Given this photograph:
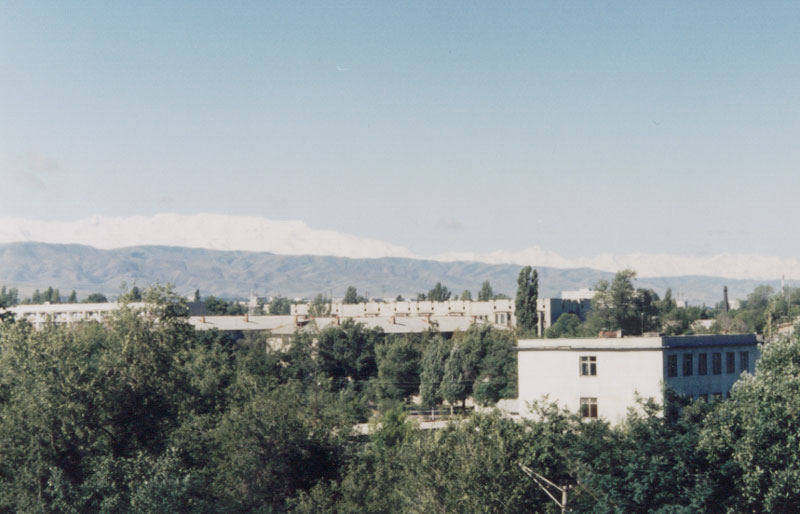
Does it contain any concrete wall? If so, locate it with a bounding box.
[518,338,664,424]
[294,299,515,324]
[663,339,759,399]
[517,334,761,424]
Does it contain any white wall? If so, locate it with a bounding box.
[518,344,663,424]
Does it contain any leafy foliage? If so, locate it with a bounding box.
[515,266,538,333]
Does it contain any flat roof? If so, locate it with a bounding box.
[517,334,759,352]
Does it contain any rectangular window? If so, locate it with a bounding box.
[726,352,736,374]
[580,356,597,376]
[580,397,598,418]
[712,353,722,375]
[683,354,693,376]
[667,355,678,378]
[698,353,708,375]
[740,352,749,373]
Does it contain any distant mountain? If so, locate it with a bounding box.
[0,242,791,305]
[3,213,800,281]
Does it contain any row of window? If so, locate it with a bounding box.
[667,351,750,378]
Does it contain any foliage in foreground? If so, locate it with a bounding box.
[2,287,800,513]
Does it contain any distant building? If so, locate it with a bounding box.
[292,299,516,326]
[536,298,592,337]
[560,288,595,302]
[6,302,146,330]
[517,334,760,424]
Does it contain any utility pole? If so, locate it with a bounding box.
[519,463,569,513]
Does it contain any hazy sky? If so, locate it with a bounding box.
[2,2,799,259]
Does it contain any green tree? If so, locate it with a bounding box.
[210,383,351,513]
[515,266,539,333]
[700,334,800,512]
[85,292,108,303]
[587,269,660,336]
[478,280,494,301]
[374,338,422,404]
[471,328,517,406]
[343,286,365,304]
[419,336,451,408]
[427,282,451,302]
[316,319,382,392]
[268,295,291,315]
[460,289,473,301]
[544,313,583,338]
[67,290,78,303]
[309,293,331,317]
[204,295,247,315]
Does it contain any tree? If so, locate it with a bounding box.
[699,334,800,512]
[419,336,451,408]
[478,281,494,301]
[586,269,660,336]
[374,338,422,404]
[269,295,291,315]
[308,293,331,317]
[316,320,382,392]
[204,296,247,315]
[210,384,350,513]
[544,313,583,338]
[515,266,538,333]
[67,290,78,303]
[85,292,108,303]
[460,290,473,301]
[343,286,366,304]
[471,328,517,405]
[427,282,451,302]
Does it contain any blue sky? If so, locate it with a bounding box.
[2,2,799,259]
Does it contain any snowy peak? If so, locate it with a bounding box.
[0,214,796,281]
[0,213,415,260]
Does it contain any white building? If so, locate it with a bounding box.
[560,288,595,302]
[292,299,516,326]
[517,334,760,424]
[6,302,146,329]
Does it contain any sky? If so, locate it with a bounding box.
[2,2,800,263]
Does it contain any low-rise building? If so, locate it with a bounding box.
[517,334,760,424]
[292,299,516,326]
[6,302,146,329]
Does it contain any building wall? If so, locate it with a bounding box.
[293,299,515,325]
[518,339,664,424]
[536,298,592,336]
[662,336,759,399]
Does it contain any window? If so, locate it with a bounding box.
[698,353,708,375]
[726,352,735,374]
[712,352,722,375]
[740,351,750,373]
[580,397,598,418]
[667,355,678,377]
[580,356,597,376]
[683,354,693,376]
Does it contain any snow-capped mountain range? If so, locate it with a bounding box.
[0,213,795,281]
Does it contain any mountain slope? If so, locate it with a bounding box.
[0,242,788,304]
